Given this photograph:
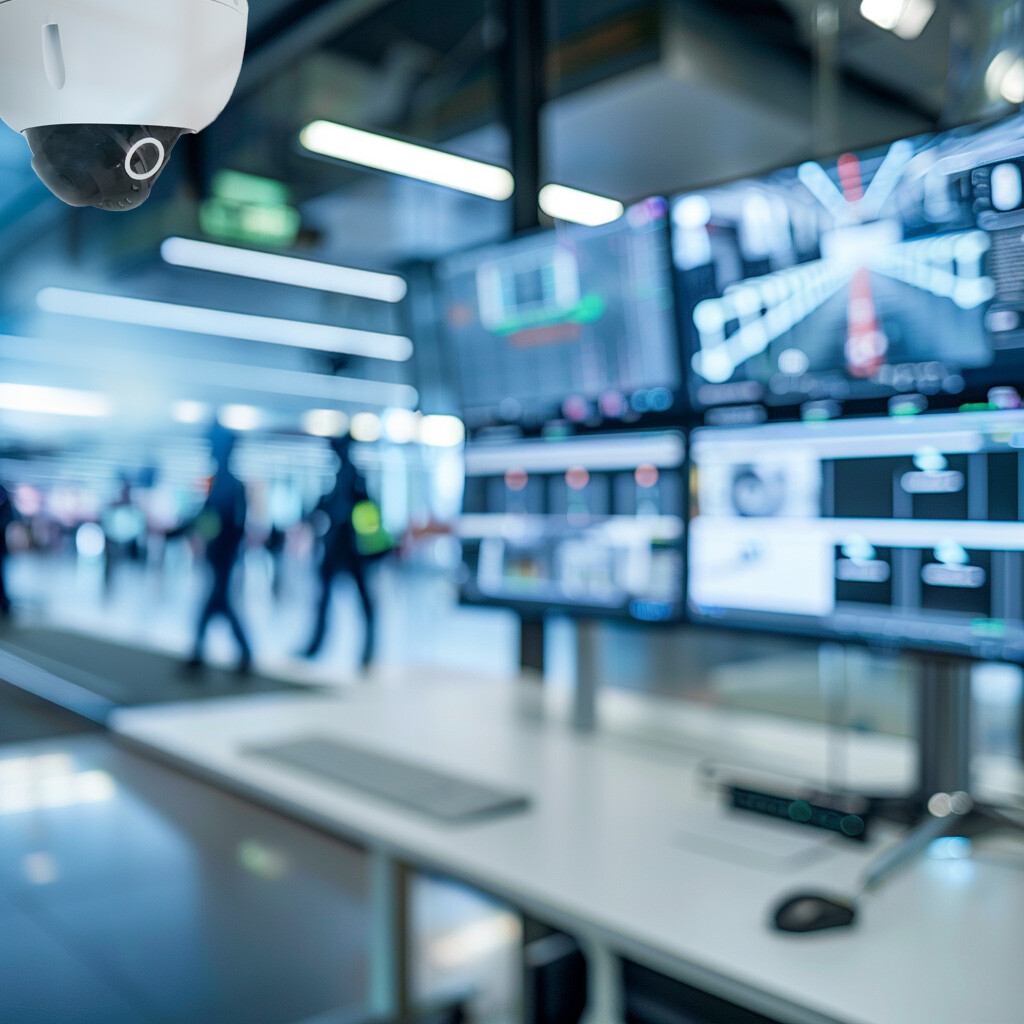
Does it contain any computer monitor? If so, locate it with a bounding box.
[458,431,686,622]
[671,113,1024,413]
[688,410,1024,660]
[436,198,680,431]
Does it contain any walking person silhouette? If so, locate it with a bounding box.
[300,436,376,669]
[171,426,253,674]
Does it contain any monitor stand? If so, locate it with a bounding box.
[916,652,972,801]
[572,618,601,734]
[519,616,545,678]
[859,652,1024,894]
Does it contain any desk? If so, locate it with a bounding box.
[112,675,1024,1024]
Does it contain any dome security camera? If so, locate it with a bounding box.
[0,0,248,211]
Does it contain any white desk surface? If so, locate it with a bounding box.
[112,675,1024,1024]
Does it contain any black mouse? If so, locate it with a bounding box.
[772,893,857,933]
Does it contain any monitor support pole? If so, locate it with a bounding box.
[856,652,1024,896]
[916,653,973,805]
[519,618,546,679]
[573,618,601,733]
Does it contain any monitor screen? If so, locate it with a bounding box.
[671,113,1024,413]
[688,410,1024,660]
[437,198,680,431]
[458,431,686,621]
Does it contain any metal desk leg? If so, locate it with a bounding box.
[573,619,601,735]
[369,850,412,1022]
[579,934,624,1024]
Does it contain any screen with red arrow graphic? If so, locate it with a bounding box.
[672,113,1024,414]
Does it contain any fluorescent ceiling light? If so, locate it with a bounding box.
[218,404,264,432]
[382,408,418,444]
[172,399,211,425]
[349,412,382,442]
[1002,61,1024,105]
[0,333,419,410]
[161,237,408,303]
[300,120,515,202]
[860,0,935,40]
[860,0,903,30]
[987,51,1024,104]
[419,415,465,448]
[299,120,622,223]
[37,288,413,362]
[0,383,110,418]
[185,363,417,410]
[302,408,350,437]
[539,184,624,227]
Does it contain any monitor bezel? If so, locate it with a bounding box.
[669,109,1024,419]
[456,428,689,625]
[685,409,1024,664]
[432,199,686,436]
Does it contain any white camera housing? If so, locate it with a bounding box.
[0,0,249,210]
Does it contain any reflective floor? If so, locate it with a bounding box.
[6,549,519,686]
[0,734,371,1024]
[0,678,97,746]
[6,549,917,737]
[4,548,1020,766]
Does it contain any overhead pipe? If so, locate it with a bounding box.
[236,0,399,98]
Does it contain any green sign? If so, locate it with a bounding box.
[200,170,300,247]
[212,170,291,207]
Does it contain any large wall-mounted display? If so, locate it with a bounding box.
[437,199,680,432]
[458,431,686,622]
[688,410,1024,660]
[672,114,1024,413]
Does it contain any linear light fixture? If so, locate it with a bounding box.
[0,383,110,418]
[419,415,465,448]
[0,333,419,410]
[300,119,515,201]
[349,412,382,442]
[300,120,625,226]
[172,360,418,409]
[172,399,211,425]
[382,408,419,444]
[986,50,1024,105]
[302,408,350,437]
[218,404,264,432]
[539,184,624,227]
[859,0,935,40]
[160,237,408,303]
[36,288,413,362]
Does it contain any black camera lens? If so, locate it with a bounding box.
[24,124,187,211]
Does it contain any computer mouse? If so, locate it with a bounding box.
[771,893,857,933]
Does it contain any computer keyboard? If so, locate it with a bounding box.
[246,736,531,823]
